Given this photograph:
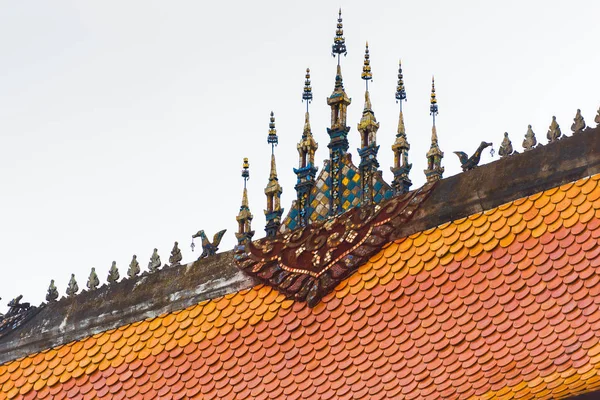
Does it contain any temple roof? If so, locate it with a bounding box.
[0,125,599,399]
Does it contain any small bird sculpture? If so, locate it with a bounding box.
[192,229,227,259]
[454,141,493,172]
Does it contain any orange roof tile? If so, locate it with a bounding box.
[2,173,600,399]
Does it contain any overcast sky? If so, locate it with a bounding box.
[0,1,599,308]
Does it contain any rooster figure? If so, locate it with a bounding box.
[453,141,493,172]
[192,229,227,259]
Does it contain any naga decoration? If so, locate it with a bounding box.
[498,132,515,157]
[571,109,586,134]
[86,268,100,291]
[454,141,493,171]
[547,116,562,143]
[148,249,161,273]
[235,182,436,307]
[46,280,59,302]
[66,274,79,297]
[192,230,227,259]
[169,242,183,266]
[128,255,140,278]
[107,262,120,284]
[523,125,537,151]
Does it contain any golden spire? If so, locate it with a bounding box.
[391,59,411,194]
[267,111,278,154]
[331,8,347,64]
[361,42,372,88]
[236,158,254,244]
[425,76,444,183]
[303,68,313,113]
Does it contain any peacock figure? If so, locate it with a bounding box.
[192,229,227,259]
[453,141,493,172]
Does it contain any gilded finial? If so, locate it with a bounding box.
[523,124,537,151]
[267,112,278,154]
[46,280,59,302]
[331,8,347,63]
[430,76,438,118]
[66,274,79,297]
[303,68,312,113]
[571,109,586,134]
[107,261,120,284]
[361,42,372,88]
[547,116,562,143]
[396,60,406,106]
[86,267,100,291]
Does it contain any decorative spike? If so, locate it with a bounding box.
[595,107,600,127]
[571,109,587,134]
[236,158,254,244]
[46,280,59,302]
[331,8,347,59]
[547,116,562,143]
[424,77,444,183]
[302,68,313,107]
[523,124,537,151]
[127,255,140,279]
[498,132,515,157]
[361,42,372,83]
[86,267,100,291]
[169,242,182,267]
[148,248,161,273]
[395,60,407,103]
[267,112,278,152]
[66,274,79,297]
[430,76,438,118]
[107,261,120,284]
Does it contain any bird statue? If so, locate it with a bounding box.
[192,229,227,259]
[453,141,493,172]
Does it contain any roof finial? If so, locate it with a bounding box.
[86,267,99,291]
[66,274,79,297]
[430,76,438,126]
[303,68,313,114]
[396,60,407,111]
[267,111,278,155]
[107,261,120,284]
[523,124,537,151]
[571,109,587,134]
[547,116,562,143]
[361,42,372,91]
[46,280,59,302]
[236,158,254,244]
[331,8,347,65]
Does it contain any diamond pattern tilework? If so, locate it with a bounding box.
[3,174,600,399]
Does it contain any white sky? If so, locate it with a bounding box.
[0,1,599,308]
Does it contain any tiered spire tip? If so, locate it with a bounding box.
[267,111,278,154]
[361,42,372,88]
[302,68,313,113]
[331,8,347,62]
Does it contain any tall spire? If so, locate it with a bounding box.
[327,9,351,215]
[391,60,412,194]
[264,112,283,237]
[235,158,254,244]
[295,68,319,227]
[424,76,444,183]
[331,8,347,65]
[357,42,380,205]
